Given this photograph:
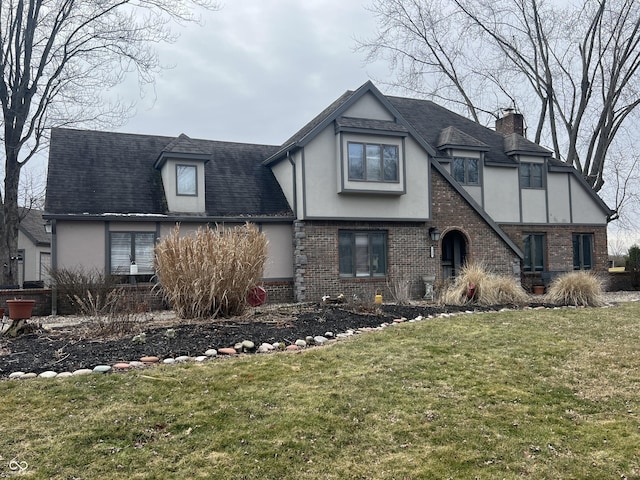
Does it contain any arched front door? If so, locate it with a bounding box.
[441,230,467,280]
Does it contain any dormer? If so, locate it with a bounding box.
[437,126,489,186]
[154,134,210,213]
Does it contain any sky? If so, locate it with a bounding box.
[110,0,391,145]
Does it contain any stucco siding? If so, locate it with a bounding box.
[56,221,105,271]
[521,189,547,223]
[547,173,572,223]
[463,185,482,206]
[262,223,294,279]
[302,126,430,220]
[483,166,520,222]
[271,159,295,213]
[570,176,608,224]
[342,91,395,120]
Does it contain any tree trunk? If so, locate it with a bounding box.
[1,145,23,286]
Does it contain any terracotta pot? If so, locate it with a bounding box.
[7,299,36,320]
[532,285,545,295]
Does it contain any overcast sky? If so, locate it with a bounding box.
[113,0,390,146]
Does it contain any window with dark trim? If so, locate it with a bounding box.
[176,164,197,196]
[520,162,543,188]
[110,232,156,275]
[339,231,387,277]
[573,233,594,270]
[347,142,399,182]
[452,157,479,185]
[523,233,545,272]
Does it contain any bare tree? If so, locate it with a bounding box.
[360,0,640,220]
[0,0,219,285]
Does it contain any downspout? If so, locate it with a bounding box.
[50,219,58,316]
[287,150,297,216]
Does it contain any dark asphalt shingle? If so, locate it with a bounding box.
[46,129,292,217]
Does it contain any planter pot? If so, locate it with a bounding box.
[7,299,36,320]
[532,285,545,295]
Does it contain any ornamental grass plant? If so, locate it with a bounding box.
[439,261,529,306]
[545,270,604,307]
[154,224,267,318]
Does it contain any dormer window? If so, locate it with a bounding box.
[452,157,479,185]
[154,134,210,213]
[348,142,399,183]
[176,164,197,196]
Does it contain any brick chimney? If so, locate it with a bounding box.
[495,108,524,136]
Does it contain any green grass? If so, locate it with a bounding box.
[2,303,640,479]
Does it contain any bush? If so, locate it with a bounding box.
[154,224,267,318]
[545,271,603,307]
[626,245,640,288]
[438,262,529,306]
[50,267,119,314]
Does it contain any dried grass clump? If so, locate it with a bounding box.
[155,224,267,319]
[545,271,604,307]
[439,262,529,307]
[50,267,118,314]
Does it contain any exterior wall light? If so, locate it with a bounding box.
[429,227,441,242]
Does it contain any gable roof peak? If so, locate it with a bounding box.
[154,133,212,169]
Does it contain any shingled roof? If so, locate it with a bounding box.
[45,128,292,218]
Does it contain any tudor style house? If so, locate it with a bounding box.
[44,82,612,307]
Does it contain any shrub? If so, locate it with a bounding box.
[438,262,529,306]
[387,267,412,305]
[545,271,603,307]
[626,245,640,288]
[50,267,119,314]
[154,223,267,318]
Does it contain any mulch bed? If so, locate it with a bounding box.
[0,302,529,377]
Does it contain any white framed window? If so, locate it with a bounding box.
[110,232,156,275]
[176,164,197,196]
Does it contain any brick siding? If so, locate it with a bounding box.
[500,223,609,289]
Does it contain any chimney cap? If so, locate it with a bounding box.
[502,107,516,117]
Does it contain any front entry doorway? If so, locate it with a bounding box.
[441,230,467,280]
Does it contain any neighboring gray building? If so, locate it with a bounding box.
[17,209,51,287]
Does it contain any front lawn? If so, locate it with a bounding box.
[1,303,639,479]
